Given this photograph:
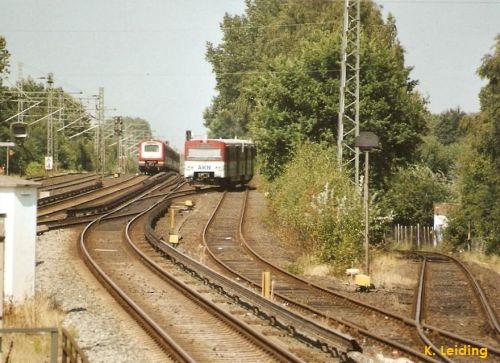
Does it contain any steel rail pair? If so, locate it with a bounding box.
[80,181,300,362]
[204,189,499,362]
[412,250,499,362]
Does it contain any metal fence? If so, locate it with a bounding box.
[392,223,435,248]
[0,327,88,363]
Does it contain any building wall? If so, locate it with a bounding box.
[0,186,37,300]
[434,214,449,244]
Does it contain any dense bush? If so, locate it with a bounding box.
[24,161,44,178]
[268,143,363,270]
[380,164,453,226]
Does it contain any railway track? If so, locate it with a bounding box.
[144,199,361,361]
[39,173,101,192]
[31,171,85,184]
[37,174,148,222]
[412,251,499,361]
[79,181,304,362]
[39,174,184,231]
[200,189,500,362]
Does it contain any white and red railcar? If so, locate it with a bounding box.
[184,139,255,185]
[138,140,180,174]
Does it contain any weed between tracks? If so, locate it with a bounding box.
[2,294,65,362]
[370,253,415,289]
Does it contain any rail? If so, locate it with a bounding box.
[79,180,198,362]
[144,197,361,360]
[413,250,500,336]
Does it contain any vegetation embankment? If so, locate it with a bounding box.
[2,294,65,362]
[206,0,499,268]
[266,143,363,271]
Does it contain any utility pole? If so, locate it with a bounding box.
[97,87,105,176]
[337,0,361,183]
[46,73,54,175]
[114,116,123,174]
[54,93,63,171]
[355,132,379,276]
[17,63,24,125]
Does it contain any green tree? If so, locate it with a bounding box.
[0,36,8,77]
[380,165,452,226]
[447,35,500,253]
[205,1,428,184]
[434,107,466,145]
[418,113,461,177]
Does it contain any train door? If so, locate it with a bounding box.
[228,146,235,181]
[236,146,241,182]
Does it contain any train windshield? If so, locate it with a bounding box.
[144,144,159,152]
[187,148,221,160]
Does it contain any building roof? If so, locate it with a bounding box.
[0,175,41,188]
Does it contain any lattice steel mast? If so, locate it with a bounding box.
[46,73,54,168]
[98,87,105,175]
[337,0,361,183]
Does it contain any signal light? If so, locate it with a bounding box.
[11,122,28,138]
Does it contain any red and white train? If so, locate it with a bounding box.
[184,138,255,185]
[138,140,180,174]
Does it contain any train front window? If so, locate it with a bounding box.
[188,148,221,160]
[144,144,159,152]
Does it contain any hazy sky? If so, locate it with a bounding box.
[0,0,498,150]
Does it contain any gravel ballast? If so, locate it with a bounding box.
[36,228,166,362]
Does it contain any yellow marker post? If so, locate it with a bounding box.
[355,274,371,288]
[261,271,271,299]
[184,200,194,207]
[170,208,175,230]
[169,234,179,244]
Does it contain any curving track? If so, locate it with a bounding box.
[201,189,500,362]
[39,173,101,192]
[37,174,147,222]
[412,251,499,361]
[79,181,304,362]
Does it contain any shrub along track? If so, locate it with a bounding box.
[79,181,303,362]
[411,250,500,362]
[201,189,500,362]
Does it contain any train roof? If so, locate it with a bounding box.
[138,139,179,153]
[187,138,254,146]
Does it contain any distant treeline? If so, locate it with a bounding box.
[0,36,153,176]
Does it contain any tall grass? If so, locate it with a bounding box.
[2,294,64,362]
[461,252,500,275]
[370,253,416,289]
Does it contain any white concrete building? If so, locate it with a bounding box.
[433,203,456,245]
[0,175,40,301]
